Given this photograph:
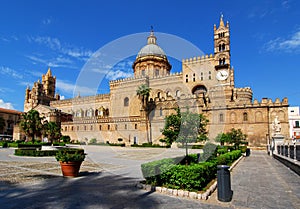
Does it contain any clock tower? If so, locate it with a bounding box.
[214,15,231,72]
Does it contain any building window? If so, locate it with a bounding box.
[77,126,79,131]
[135,124,138,129]
[71,126,74,131]
[65,127,67,131]
[186,74,188,83]
[108,125,110,130]
[142,70,145,76]
[84,126,86,131]
[193,73,195,82]
[176,90,180,97]
[209,71,212,80]
[124,97,129,106]
[90,125,93,131]
[125,124,127,130]
[160,107,163,116]
[155,69,159,76]
[157,92,161,98]
[201,72,203,81]
[115,124,118,130]
[295,121,300,128]
[219,113,224,122]
[99,125,102,131]
[243,112,248,122]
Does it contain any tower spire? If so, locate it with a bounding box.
[219,13,225,27]
[46,67,52,77]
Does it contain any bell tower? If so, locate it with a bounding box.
[42,68,56,98]
[214,15,231,69]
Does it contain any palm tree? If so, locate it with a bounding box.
[136,84,154,143]
[19,110,44,142]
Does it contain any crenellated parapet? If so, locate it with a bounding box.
[252,97,289,107]
[182,54,214,65]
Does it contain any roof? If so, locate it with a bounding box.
[0,108,23,115]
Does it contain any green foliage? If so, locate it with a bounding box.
[161,108,209,151]
[131,142,167,148]
[14,149,58,157]
[19,110,44,142]
[55,149,85,162]
[61,135,71,143]
[161,108,181,147]
[89,138,97,144]
[191,144,204,149]
[227,128,247,150]
[215,133,230,146]
[141,150,242,191]
[215,150,242,165]
[43,121,61,143]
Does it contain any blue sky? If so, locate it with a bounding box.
[0,0,299,111]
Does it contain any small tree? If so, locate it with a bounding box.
[161,108,209,156]
[178,109,209,156]
[19,110,44,142]
[43,121,61,143]
[226,128,247,150]
[161,108,181,147]
[215,133,230,146]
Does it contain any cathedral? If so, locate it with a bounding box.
[23,16,289,147]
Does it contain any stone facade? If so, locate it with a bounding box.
[24,16,289,147]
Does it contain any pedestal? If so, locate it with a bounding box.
[272,134,285,155]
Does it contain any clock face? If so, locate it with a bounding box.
[216,70,229,81]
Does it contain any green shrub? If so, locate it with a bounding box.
[55,149,85,162]
[191,144,204,149]
[89,138,97,144]
[131,143,167,148]
[239,146,247,153]
[14,149,57,157]
[217,148,228,155]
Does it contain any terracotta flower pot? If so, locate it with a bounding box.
[60,161,82,177]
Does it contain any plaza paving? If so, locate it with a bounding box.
[0,146,299,208]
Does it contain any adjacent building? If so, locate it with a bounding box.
[0,108,22,140]
[288,107,300,140]
[23,16,289,147]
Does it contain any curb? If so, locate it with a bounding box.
[136,154,245,201]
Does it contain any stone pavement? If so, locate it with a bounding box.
[0,147,299,208]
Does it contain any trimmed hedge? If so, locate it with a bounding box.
[14,148,84,157]
[141,149,242,191]
[131,143,168,148]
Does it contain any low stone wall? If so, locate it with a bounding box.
[273,153,300,176]
[137,154,245,201]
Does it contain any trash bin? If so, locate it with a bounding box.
[217,165,232,202]
[246,148,250,156]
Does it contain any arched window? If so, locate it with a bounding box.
[223,58,226,64]
[209,71,212,80]
[186,74,188,83]
[155,69,159,76]
[157,92,161,98]
[124,97,129,106]
[160,107,163,116]
[125,124,127,130]
[222,43,225,51]
[243,112,248,122]
[176,90,181,97]
[90,125,93,131]
[201,72,203,81]
[108,124,110,130]
[219,44,222,52]
[135,124,138,129]
[115,125,118,130]
[64,126,67,131]
[219,113,224,122]
[99,125,102,130]
[193,73,195,82]
[71,126,74,131]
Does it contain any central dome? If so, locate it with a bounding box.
[136,31,167,58]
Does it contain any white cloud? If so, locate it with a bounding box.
[42,18,52,25]
[263,30,300,53]
[0,66,23,79]
[28,36,94,60]
[0,99,14,109]
[26,55,76,69]
[105,70,132,80]
[56,79,97,96]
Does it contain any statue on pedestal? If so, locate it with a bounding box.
[272,116,281,135]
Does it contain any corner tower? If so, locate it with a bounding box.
[42,68,56,98]
[132,29,171,78]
